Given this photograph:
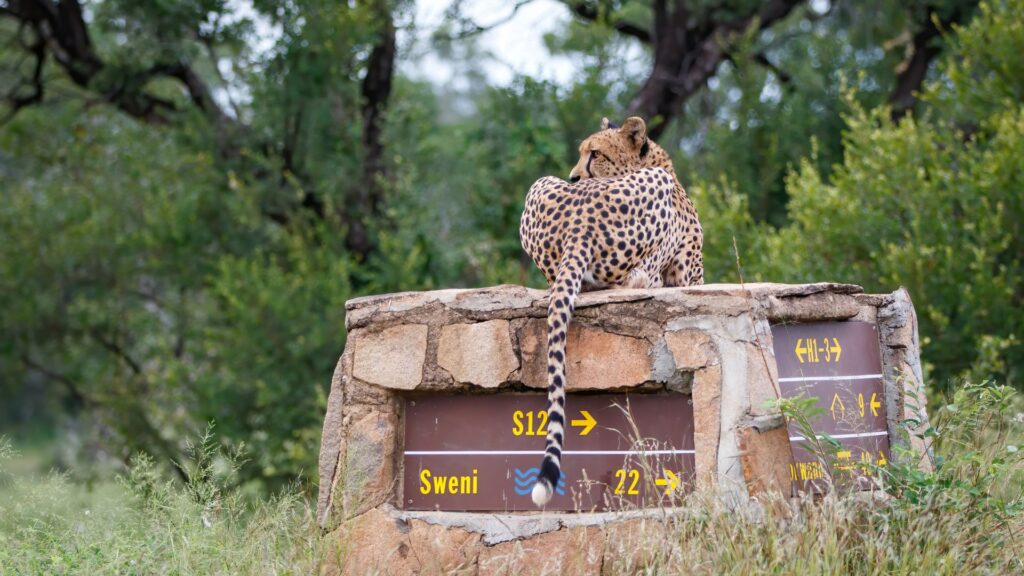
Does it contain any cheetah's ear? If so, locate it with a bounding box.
[620,116,649,155]
[601,117,619,130]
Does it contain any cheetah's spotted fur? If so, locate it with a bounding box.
[519,116,704,506]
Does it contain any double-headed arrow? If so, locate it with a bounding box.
[794,337,843,363]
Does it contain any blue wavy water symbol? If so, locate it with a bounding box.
[512,467,566,496]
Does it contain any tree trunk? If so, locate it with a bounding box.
[568,0,807,140]
[347,0,397,260]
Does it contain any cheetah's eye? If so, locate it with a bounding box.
[590,150,599,159]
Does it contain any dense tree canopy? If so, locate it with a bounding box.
[1,0,1019,488]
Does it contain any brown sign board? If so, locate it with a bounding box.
[770,321,891,492]
[403,394,694,511]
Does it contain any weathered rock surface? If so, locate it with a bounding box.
[520,320,652,390]
[438,320,518,388]
[351,323,428,390]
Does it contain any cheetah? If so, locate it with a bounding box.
[519,116,704,507]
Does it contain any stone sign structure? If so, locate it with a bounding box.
[318,283,931,574]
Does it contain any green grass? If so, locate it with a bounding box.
[597,489,1024,574]
[0,437,322,575]
[2,382,1023,575]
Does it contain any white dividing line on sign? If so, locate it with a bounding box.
[777,373,883,383]
[404,449,695,456]
[789,430,889,442]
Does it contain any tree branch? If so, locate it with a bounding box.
[726,49,792,84]
[89,329,144,377]
[2,0,234,128]
[889,3,976,122]
[626,0,806,139]
[197,28,243,121]
[20,353,92,410]
[565,1,652,43]
[1,21,46,125]
[444,0,535,39]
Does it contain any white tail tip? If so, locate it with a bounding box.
[531,481,553,507]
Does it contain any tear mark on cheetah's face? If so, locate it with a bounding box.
[569,116,660,182]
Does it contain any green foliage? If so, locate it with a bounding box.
[937,0,1024,121]
[0,436,321,575]
[695,0,1024,387]
[723,380,1024,575]
[887,382,1024,512]
[0,103,349,488]
[200,233,351,483]
[670,0,915,225]
[772,393,845,478]
[2,0,1023,489]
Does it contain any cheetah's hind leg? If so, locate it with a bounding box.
[662,247,704,287]
[618,267,663,289]
[581,270,610,292]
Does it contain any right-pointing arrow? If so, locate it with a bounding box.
[654,470,679,495]
[570,410,597,436]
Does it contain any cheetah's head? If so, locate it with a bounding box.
[569,116,663,183]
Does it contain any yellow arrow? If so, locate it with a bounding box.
[794,338,808,363]
[870,393,881,417]
[878,451,888,466]
[570,410,597,436]
[654,469,679,495]
[830,393,846,420]
[831,337,842,362]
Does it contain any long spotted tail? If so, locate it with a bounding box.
[532,240,592,507]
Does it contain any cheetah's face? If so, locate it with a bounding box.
[569,116,652,183]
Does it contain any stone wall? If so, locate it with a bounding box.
[317,283,931,574]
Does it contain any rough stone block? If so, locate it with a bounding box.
[746,341,781,416]
[341,407,398,518]
[738,424,794,497]
[478,526,603,575]
[437,320,518,388]
[351,324,428,390]
[878,288,933,472]
[600,517,668,573]
[323,508,481,576]
[319,350,351,525]
[520,320,652,390]
[664,329,718,370]
[692,364,722,488]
